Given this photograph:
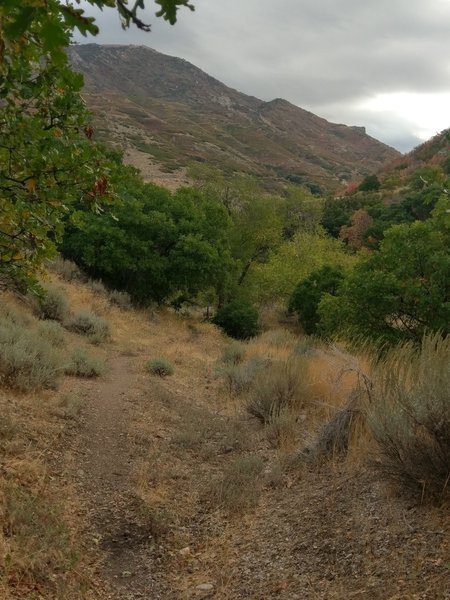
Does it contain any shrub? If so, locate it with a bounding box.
[88,279,107,296]
[212,300,259,340]
[293,336,318,356]
[66,311,110,344]
[37,321,66,348]
[35,284,69,322]
[145,358,174,378]
[247,357,309,423]
[219,355,267,395]
[65,348,105,378]
[108,289,132,309]
[48,256,83,282]
[367,333,450,502]
[221,342,246,365]
[0,321,63,391]
[210,455,264,512]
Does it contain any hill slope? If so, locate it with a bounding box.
[69,44,399,191]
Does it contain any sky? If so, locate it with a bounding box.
[75,0,450,153]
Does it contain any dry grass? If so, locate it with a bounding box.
[367,333,450,502]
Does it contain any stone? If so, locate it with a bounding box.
[196,583,214,591]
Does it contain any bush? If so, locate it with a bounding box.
[35,284,69,322]
[65,348,105,378]
[213,300,259,340]
[108,289,132,309]
[247,357,309,423]
[37,321,66,348]
[221,342,246,365]
[219,355,267,395]
[0,321,63,391]
[48,256,83,282]
[66,311,110,344]
[88,279,107,296]
[145,358,174,378]
[367,333,450,502]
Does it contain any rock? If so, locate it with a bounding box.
[196,583,214,591]
[179,546,191,556]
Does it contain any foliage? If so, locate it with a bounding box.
[62,179,235,304]
[0,0,194,291]
[66,311,110,344]
[319,199,450,344]
[145,357,174,377]
[289,265,345,334]
[0,1,109,291]
[213,300,260,340]
[358,174,380,192]
[339,209,373,249]
[367,333,450,502]
[247,227,356,304]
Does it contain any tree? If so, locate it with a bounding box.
[288,265,345,334]
[0,1,110,289]
[339,209,373,249]
[358,174,380,192]
[62,177,235,304]
[319,198,450,345]
[0,1,194,289]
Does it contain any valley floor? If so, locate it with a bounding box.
[1,278,449,599]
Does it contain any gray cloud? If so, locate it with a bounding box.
[75,0,450,152]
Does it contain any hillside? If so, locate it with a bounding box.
[68,44,399,192]
[1,270,448,599]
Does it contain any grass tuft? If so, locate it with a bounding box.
[145,357,174,378]
[65,348,105,378]
[66,311,110,344]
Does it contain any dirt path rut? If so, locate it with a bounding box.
[72,354,167,599]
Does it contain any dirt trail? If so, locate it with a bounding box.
[71,354,168,599]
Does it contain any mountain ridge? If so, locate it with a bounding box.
[69,44,400,191]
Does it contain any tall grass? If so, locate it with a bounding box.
[247,357,309,424]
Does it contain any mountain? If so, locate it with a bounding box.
[69,44,400,191]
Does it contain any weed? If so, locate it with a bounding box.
[65,348,105,378]
[67,311,110,344]
[145,358,174,378]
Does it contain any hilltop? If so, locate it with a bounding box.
[68,44,399,192]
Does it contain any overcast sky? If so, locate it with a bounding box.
[75,0,450,152]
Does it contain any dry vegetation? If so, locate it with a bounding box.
[0,272,448,599]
